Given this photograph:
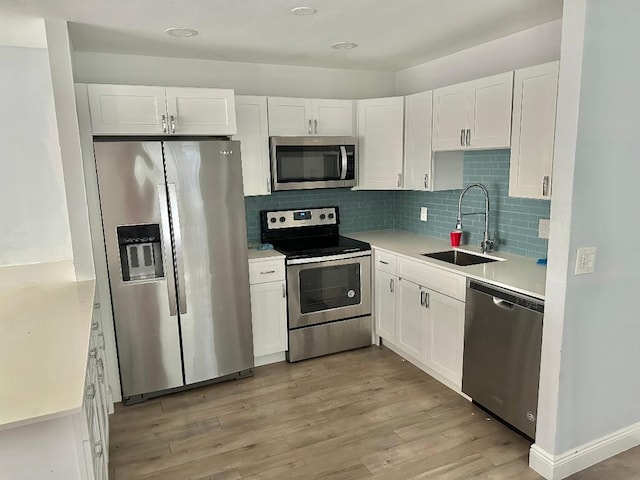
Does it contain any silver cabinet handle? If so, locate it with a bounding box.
[267,178,271,193]
[424,291,430,309]
[314,119,318,134]
[542,176,550,197]
[97,359,104,382]
[308,119,312,134]
[282,283,286,298]
[389,278,394,293]
[86,384,95,400]
[379,260,389,265]
[423,174,428,189]
[260,270,276,274]
[91,321,99,331]
[420,290,426,306]
[466,128,471,146]
[397,173,402,188]
[89,348,97,359]
[94,443,103,457]
[168,183,187,315]
[158,185,178,316]
[97,333,105,349]
[170,115,176,133]
[339,146,348,180]
[93,302,100,309]
[460,129,465,146]
[162,114,167,133]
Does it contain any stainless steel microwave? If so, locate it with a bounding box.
[270,136,358,191]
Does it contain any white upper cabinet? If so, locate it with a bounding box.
[165,87,236,135]
[88,84,166,135]
[267,97,354,136]
[87,84,237,135]
[234,96,271,196]
[432,71,514,151]
[403,91,433,191]
[357,96,404,190]
[509,61,560,199]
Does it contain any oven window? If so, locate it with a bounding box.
[298,263,361,313]
[276,145,341,182]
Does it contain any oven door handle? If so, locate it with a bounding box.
[339,146,348,180]
[286,250,371,265]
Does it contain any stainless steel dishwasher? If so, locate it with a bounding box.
[462,280,544,439]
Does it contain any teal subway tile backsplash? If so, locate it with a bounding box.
[244,151,550,258]
[244,189,395,244]
[394,150,550,258]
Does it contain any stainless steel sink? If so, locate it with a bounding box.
[421,250,500,266]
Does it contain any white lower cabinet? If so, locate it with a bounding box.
[373,250,465,389]
[248,256,288,366]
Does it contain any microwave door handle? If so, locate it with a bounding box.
[340,146,348,180]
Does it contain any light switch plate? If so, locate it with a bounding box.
[575,247,596,275]
[538,219,550,239]
[420,207,428,222]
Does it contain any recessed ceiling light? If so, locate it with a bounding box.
[331,42,358,50]
[290,6,317,16]
[165,27,198,38]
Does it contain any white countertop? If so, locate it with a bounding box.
[347,230,547,299]
[247,246,286,262]
[0,262,95,431]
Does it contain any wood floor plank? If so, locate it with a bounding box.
[109,346,635,480]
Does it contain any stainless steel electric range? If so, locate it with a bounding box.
[260,206,372,362]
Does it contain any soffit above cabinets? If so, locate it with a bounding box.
[6,0,562,70]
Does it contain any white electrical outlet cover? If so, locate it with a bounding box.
[420,207,428,222]
[575,247,596,275]
[538,219,550,239]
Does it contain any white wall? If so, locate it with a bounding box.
[73,51,396,98]
[534,0,640,470]
[395,20,562,95]
[0,44,73,266]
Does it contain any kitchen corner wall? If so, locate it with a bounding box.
[395,150,551,258]
[245,150,550,258]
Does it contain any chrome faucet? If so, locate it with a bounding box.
[455,183,494,254]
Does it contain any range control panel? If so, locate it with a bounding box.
[264,207,338,230]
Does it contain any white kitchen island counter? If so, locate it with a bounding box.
[348,230,546,299]
[0,261,95,431]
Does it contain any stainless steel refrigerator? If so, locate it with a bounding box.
[94,139,253,404]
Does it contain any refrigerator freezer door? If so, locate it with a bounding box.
[94,141,184,398]
[163,140,254,384]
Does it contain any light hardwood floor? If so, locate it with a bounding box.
[109,346,639,480]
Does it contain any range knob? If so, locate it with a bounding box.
[269,217,276,224]
[320,214,326,220]
[279,216,286,223]
[328,213,335,219]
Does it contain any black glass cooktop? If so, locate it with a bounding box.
[271,235,370,259]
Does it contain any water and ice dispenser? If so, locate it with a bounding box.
[117,224,164,282]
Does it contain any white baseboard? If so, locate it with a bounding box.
[530,419,640,479]
[254,351,286,367]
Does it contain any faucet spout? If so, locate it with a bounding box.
[456,183,494,254]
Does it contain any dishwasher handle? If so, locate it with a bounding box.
[493,297,515,310]
[469,280,544,314]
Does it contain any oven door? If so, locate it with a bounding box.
[270,136,357,191]
[287,253,371,329]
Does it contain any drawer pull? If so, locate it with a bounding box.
[260,270,276,275]
[86,384,95,400]
[379,260,389,265]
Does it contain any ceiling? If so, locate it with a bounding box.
[3,0,563,71]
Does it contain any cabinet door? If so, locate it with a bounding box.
[404,91,433,190]
[267,97,312,135]
[312,99,355,136]
[468,71,513,149]
[424,289,465,387]
[395,278,426,362]
[509,62,559,199]
[87,84,166,135]
[165,87,237,135]
[375,270,397,344]
[234,96,271,196]
[432,84,468,151]
[250,281,288,357]
[357,97,405,190]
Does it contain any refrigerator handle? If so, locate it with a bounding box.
[168,183,188,315]
[157,185,178,316]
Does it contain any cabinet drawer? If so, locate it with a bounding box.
[397,258,466,302]
[249,259,285,284]
[374,250,397,275]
